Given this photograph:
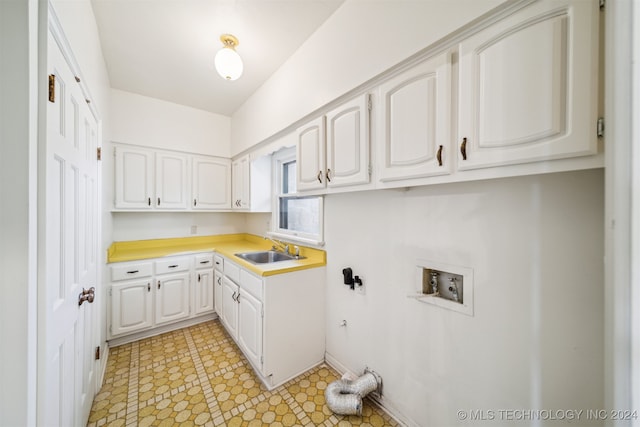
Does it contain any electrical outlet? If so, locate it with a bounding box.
[190,225,197,235]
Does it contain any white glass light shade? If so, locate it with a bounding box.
[215,47,243,81]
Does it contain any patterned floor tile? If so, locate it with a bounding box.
[87,320,399,426]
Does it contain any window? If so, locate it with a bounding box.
[272,147,323,245]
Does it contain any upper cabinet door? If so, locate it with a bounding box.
[378,52,453,182]
[457,0,599,170]
[114,145,154,209]
[155,151,189,209]
[296,116,326,191]
[192,156,231,210]
[326,94,371,188]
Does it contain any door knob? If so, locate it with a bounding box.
[78,287,95,306]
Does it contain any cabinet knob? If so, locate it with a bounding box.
[157,197,161,206]
[198,273,201,282]
[147,283,151,292]
[157,280,161,289]
[194,199,197,207]
[148,197,151,206]
[460,137,467,161]
[437,145,443,166]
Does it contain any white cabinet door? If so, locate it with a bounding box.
[214,270,223,315]
[111,279,153,336]
[221,276,239,338]
[326,95,371,188]
[457,0,598,170]
[238,290,263,370]
[194,268,214,315]
[296,116,326,191]
[155,151,189,209]
[232,156,250,209]
[192,156,231,210]
[155,272,190,325]
[114,145,154,209]
[378,52,452,182]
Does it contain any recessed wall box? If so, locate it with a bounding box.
[412,260,474,316]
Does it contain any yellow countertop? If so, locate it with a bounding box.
[107,234,326,277]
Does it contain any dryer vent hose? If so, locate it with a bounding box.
[325,368,382,416]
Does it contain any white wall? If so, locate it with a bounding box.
[111,212,246,242]
[110,88,230,157]
[230,0,504,155]
[324,169,604,426]
[0,1,38,424]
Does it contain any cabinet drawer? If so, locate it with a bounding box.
[224,259,240,283]
[214,254,224,271]
[195,253,214,269]
[155,256,191,275]
[240,269,263,301]
[111,261,153,282]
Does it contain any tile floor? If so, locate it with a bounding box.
[88,320,400,426]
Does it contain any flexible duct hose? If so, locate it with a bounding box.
[325,369,382,416]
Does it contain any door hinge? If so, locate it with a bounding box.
[48,74,56,103]
[597,117,605,138]
[95,346,101,360]
[97,147,102,161]
[599,0,605,10]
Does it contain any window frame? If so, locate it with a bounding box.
[270,147,324,246]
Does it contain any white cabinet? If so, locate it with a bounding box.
[193,253,215,315]
[111,279,153,336]
[192,155,231,210]
[237,288,263,369]
[216,254,325,390]
[377,52,452,182]
[114,144,188,210]
[108,252,217,342]
[297,94,371,191]
[231,154,272,211]
[155,151,189,209]
[221,276,239,338]
[456,0,598,170]
[114,145,154,209]
[155,272,190,325]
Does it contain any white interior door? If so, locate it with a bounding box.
[40,26,99,427]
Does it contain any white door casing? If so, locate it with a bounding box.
[40,22,100,427]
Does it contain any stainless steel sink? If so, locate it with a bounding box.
[235,250,304,264]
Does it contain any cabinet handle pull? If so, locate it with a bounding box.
[157,197,161,206]
[232,291,237,301]
[168,265,178,268]
[198,273,201,282]
[194,199,197,207]
[126,270,139,274]
[217,277,221,285]
[317,171,322,183]
[147,283,150,292]
[200,260,210,264]
[157,280,161,289]
[236,293,240,303]
[460,137,467,160]
[148,197,151,206]
[437,145,443,166]
[326,169,331,182]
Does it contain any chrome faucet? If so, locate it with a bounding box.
[264,236,289,254]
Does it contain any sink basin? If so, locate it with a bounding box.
[235,250,304,264]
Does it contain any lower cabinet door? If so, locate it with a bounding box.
[194,267,214,315]
[238,290,263,369]
[221,277,239,338]
[155,272,190,325]
[214,270,223,315]
[111,279,153,336]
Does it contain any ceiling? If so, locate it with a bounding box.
[91,0,345,117]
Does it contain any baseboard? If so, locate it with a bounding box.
[324,352,418,427]
[107,313,217,347]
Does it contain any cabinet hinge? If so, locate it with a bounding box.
[597,117,605,138]
[260,356,264,365]
[48,74,55,103]
[261,306,264,318]
[599,0,605,10]
[109,288,112,296]
[367,94,372,111]
[97,147,102,161]
[95,346,101,360]
[368,164,373,176]
[109,324,112,334]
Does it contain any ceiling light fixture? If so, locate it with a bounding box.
[215,34,243,81]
